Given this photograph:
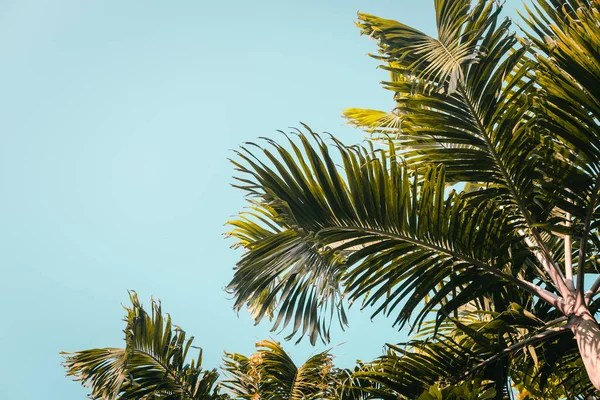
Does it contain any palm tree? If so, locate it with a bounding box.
[62,292,226,400]
[63,294,364,400]
[222,340,338,399]
[226,0,600,393]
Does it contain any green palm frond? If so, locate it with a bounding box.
[222,340,334,400]
[221,352,258,400]
[520,0,600,299]
[333,364,383,400]
[227,129,546,344]
[350,0,594,233]
[227,0,600,393]
[522,0,600,174]
[348,303,582,399]
[344,0,600,322]
[226,198,347,345]
[416,380,497,400]
[356,0,476,95]
[62,292,224,400]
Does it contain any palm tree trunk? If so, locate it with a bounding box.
[571,311,600,390]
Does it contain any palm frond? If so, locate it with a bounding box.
[348,304,583,399]
[222,340,334,400]
[227,129,551,344]
[347,0,600,309]
[356,0,475,95]
[62,292,224,400]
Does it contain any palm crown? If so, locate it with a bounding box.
[226,0,600,393]
[62,292,225,399]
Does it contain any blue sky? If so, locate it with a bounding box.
[0,1,519,398]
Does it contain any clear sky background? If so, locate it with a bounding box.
[0,1,520,398]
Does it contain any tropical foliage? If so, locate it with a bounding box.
[62,292,225,400]
[226,0,600,396]
[222,340,336,399]
[62,295,364,400]
[64,0,600,398]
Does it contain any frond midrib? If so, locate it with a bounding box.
[455,83,568,295]
[127,346,194,400]
[320,224,535,294]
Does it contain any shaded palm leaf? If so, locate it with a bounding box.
[347,304,580,399]
[352,0,592,225]
[227,129,546,345]
[62,292,224,400]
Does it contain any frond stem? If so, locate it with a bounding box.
[576,176,600,306]
[129,349,193,399]
[520,231,573,302]
[326,226,561,307]
[456,85,570,298]
[543,316,569,328]
[465,325,571,376]
[565,212,575,291]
